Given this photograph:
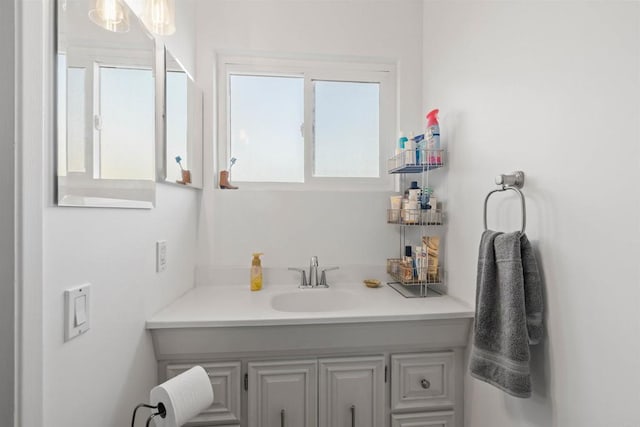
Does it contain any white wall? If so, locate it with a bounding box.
[195,0,424,272]
[0,0,15,423]
[423,1,640,426]
[21,1,203,426]
[43,186,199,426]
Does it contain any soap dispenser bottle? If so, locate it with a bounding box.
[250,253,264,291]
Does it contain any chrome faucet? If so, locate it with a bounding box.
[289,256,339,288]
[309,256,319,287]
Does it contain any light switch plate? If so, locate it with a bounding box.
[64,284,91,342]
[156,240,167,272]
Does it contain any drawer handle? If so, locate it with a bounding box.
[350,404,355,427]
[281,408,285,427]
[420,378,431,389]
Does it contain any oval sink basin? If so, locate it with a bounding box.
[271,289,359,313]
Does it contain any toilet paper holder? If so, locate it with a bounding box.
[131,402,166,427]
[130,365,214,427]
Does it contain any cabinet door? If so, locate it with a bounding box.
[166,361,242,426]
[248,360,318,427]
[391,411,454,427]
[318,356,385,427]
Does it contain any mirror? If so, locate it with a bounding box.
[56,0,156,208]
[163,48,203,188]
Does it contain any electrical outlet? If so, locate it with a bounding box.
[156,240,167,272]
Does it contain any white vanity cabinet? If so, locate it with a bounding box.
[247,360,318,427]
[318,356,385,427]
[151,315,472,427]
[165,361,242,426]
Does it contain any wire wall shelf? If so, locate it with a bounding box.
[387,149,445,174]
[386,259,443,286]
[387,209,443,226]
[386,259,444,298]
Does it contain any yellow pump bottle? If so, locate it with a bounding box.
[250,253,264,291]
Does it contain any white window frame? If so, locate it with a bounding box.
[216,54,397,191]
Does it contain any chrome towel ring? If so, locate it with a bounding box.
[483,171,526,234]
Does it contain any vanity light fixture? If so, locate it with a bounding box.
[142,0,176,36]
[88,0,129,33]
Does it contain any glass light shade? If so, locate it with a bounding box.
[88,0,129,33]
[142,0,176,36]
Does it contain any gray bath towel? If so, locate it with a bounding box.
[470,230,543,398]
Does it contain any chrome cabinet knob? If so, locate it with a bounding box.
[420,378,431,389]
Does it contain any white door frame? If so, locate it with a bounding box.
[13,0,50,425]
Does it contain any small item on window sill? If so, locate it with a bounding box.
[175,156,191,184]
[176,169,191,185]
[219,170,238,189]
[220,157,238,189]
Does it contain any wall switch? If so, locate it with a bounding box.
[64,284,90,342]
[156,240,167,273]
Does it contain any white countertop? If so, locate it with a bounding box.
[146,282,474,329]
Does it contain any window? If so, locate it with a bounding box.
[98,66,154,180]
[57,50,155,182]
[218,55,396,189]
[229,75,304,183]
[313,80,379,178]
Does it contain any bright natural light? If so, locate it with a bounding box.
[313,80,380,178]
[66,67,87,174]
[166,70,189,183]
[98,67,155,180]
[229,75,304,183]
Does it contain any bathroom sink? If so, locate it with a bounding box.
[271,289,359,313]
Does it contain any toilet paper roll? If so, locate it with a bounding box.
[150,365,214,427]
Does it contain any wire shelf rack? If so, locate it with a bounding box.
[387,149,445,174]
[387,209,443,226]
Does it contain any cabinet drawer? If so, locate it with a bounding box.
[391,352,454,412]
[166,361,241,426]
[391,411,454,427]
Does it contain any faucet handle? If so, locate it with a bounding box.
[288,268,308,288]
[319,267,339,288]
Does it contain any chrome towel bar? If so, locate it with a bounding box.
[483,171,526,234]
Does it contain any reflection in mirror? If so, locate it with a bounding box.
[164,48,203,187]
[57,0,156,208]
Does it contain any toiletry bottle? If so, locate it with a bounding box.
[404,246,414,281]
[406,181,421,202]
[425,109,440,163]
[396,132,409,168]
[397,132,408,152]
[421,187,433,210]
[405,132,416,164]
[250,253,264,291]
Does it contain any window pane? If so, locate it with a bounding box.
[98,66,154,180]
[67,66,87,173]
[313,81,379,178]
[166,70,189,183]
[229,75,304,183]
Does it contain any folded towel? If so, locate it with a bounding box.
[470,230,543,398]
